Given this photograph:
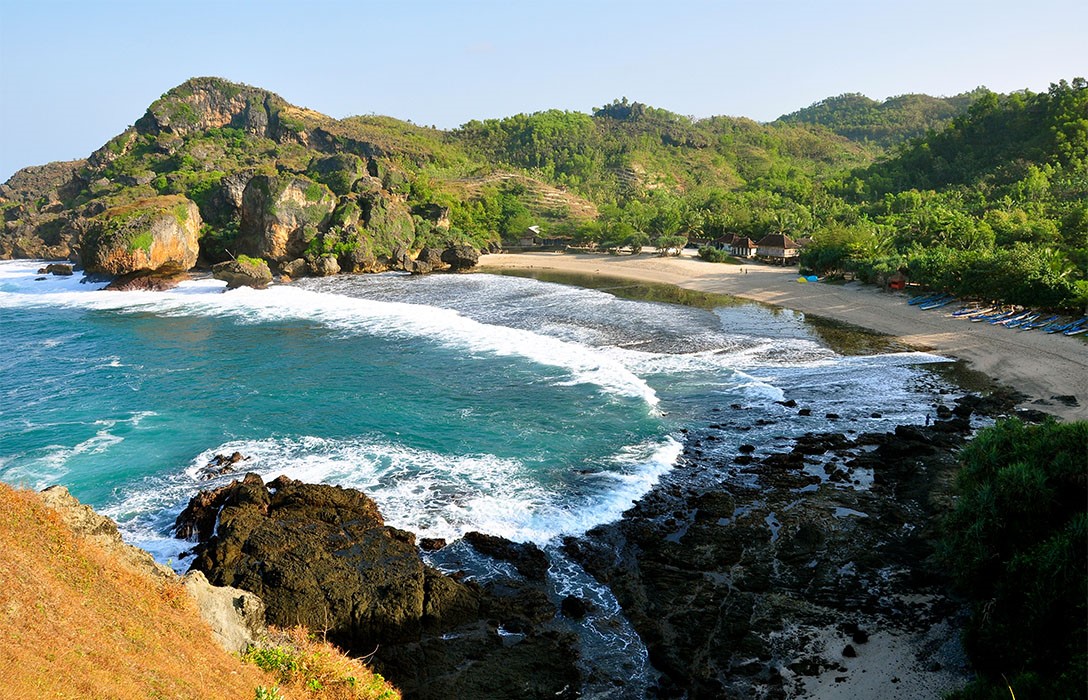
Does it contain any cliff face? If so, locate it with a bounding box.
[0,76,488,278]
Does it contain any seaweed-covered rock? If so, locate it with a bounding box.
[78,195,201,275]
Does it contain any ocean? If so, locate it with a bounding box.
[0,258,957,692]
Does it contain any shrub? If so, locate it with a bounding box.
[941,418,1088,700]
[698,245,731,263]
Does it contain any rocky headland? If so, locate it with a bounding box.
[0,77,488,288]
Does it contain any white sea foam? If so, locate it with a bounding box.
[0,428,124,490]
[0,261,658,408]
[107,433,682,550]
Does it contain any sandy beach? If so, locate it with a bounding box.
[479,251,1087,422]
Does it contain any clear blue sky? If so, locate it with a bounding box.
[1,0,1084,181]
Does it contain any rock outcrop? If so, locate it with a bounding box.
[177,474,481,647]
[78,195,201,276]
[181,570,266,654]
[562,392,1022,697]
[236,175,336,262]
[212,257,273,289]
[441,244,480,271]
[177,474,580,699]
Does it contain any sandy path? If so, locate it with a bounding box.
[479,251,1087,421]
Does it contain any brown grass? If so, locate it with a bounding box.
[0,484,399,700]
[244,627,400,700]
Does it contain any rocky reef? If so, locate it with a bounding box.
[175,474,580,699]
[563,391,1033,698]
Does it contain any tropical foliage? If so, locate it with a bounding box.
[941,419,1088,700]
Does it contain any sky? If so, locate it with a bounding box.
[1,0,1085,181]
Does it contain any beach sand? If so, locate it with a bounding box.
[479,251,1087,422]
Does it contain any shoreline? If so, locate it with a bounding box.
[479,251,1087,421]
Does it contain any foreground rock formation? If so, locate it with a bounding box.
[176,474,580,699]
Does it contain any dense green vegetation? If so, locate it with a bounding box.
[3,76,1084,308]
[800,79,1087,310]
[941,419,1087,700]
[779,90,983,147]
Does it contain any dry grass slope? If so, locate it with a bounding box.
[0,484,400,700]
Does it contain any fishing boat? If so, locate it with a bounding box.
[1003,312,1041,328]
[1019,314,1059,331]
[908,292,946,306]
[952,304,992,318]
[920,296,956,310]
[1062,318,1087,336]
[973,309,1013,323]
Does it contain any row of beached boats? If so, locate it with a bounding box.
[908,292,1088,336]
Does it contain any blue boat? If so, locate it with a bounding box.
[908,292,946,306]
[973,309,1013,323]
[1002,312,1040,328]
[952,304,992,318]
[920,296,956,310]
[1061,318,1087,336]
[1019,314,1058,331]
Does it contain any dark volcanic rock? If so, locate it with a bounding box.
[103,270,187,291]
[464,531,549,581]
[178,474,477,646]
[177,474,579,699]
[561,391,1015,697]
[441,244,480,271]
[38,263,73,276]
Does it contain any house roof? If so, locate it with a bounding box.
[754,233,799,249]
[732,237,756,248]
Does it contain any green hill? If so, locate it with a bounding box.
[777,90,984,147]
[1,76,1084,308]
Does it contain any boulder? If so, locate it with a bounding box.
[441,244,480,271]
[212,257,273,289]
[236,175,336,262]
[416,246,446,269]
[78,195,201,276]
[176,474,482,648]
[38,263,73,276]
[307,253,340,277]
[104,270,187,291]
[280,257,308,280]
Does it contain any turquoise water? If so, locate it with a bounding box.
[0,260,952,563]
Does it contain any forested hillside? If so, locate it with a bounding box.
[2,77,1084,308]
[778,90,983,147]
